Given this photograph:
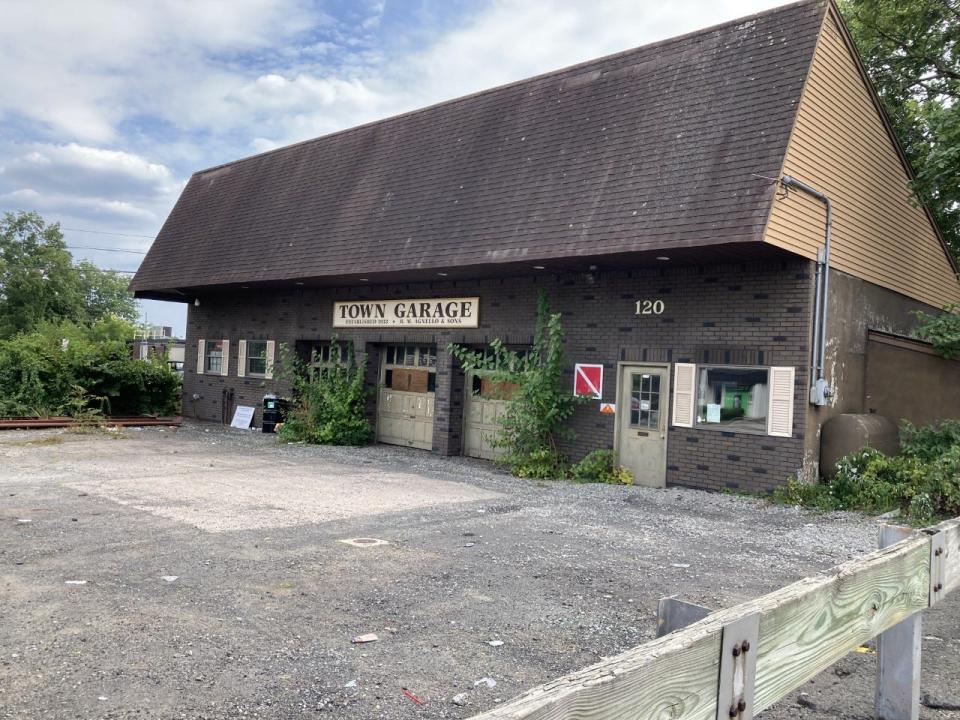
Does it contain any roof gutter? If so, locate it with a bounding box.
[781,175,833,406]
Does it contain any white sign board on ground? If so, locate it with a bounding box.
[231,405,256,429]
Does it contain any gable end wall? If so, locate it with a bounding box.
[763,8,960,308]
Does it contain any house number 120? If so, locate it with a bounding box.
[636,299,665,315]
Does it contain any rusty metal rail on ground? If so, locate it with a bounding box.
[0,416,182,429]
[467,516,960,720]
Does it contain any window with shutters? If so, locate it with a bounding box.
[695,366,770,435]
[205,340,224,374]
[246,341,268,376]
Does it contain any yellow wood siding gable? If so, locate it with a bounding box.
[763,7,960,309]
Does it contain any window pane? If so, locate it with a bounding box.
[696,366,769,433]
[248,358,267,375]
[385,346,394,365]
[405,346,416,366]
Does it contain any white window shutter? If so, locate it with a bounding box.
[767,366,796,437]
[197,339,205,375]
[672,363,696,428]
[237,340,247,378]
[221,339,230,377]
[265,340,276,379]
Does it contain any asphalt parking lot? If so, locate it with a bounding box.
[1,422,958,719]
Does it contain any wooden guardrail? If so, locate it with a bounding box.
[468,517,960,720]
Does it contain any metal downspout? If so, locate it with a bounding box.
[780,175,833,406]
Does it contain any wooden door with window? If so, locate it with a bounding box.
[616,364,669,488]
[377,344,436,450]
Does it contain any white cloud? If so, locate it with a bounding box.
[209,0,789,151]
[1,143,180,206]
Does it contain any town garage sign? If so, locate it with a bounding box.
[333,297,480,328]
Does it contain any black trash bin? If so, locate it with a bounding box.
[262,394,289,433]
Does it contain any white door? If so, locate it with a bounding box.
[463,372,509,460]
[376,344,436,450]
[616,364,669,488]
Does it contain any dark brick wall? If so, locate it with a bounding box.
[183,257,814,492]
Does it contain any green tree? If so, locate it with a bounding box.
[0,211,137,338]
[841,0,960,263]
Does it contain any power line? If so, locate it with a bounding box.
[62,227,156,239]
[67,244,147,255]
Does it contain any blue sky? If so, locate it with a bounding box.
[0,0,783,336]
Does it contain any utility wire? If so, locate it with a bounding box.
[62,227,156,239]
[67,244,147,255]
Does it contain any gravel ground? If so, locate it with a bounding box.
[1,421,957,719]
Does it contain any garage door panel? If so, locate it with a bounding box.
[464,380,508,460]
[377,387,434,450]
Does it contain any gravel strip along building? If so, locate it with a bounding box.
[131,0,960,492]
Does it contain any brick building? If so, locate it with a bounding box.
[131,0,960,492]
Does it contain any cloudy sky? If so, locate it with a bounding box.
[0,0,785,335]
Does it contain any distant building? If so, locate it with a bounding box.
[132,335,185,373]
[131,1,960,490]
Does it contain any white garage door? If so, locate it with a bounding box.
[463,373,514,460]
[377,345,436,450]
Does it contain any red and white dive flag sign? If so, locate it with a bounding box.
[574,363,603,399]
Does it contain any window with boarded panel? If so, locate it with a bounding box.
[672,363,696,428]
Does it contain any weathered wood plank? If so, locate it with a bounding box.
[875,526,921,720]
[468,627,723,720]
[467,533,933,720]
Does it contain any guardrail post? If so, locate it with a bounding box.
[875,524,921,720]
[655,596,712,638]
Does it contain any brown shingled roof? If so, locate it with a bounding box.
[131,0,827,297]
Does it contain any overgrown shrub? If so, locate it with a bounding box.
[278,340,374,446]
[449,291,588,478]
[775,419,960,524]
[900,419,960,461]
[0,320,180,417]
[570,449,634,485]
[913,304,960,359]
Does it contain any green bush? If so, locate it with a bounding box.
[775,420,960,524]
[570,449,635,485]
[511,447,570,479]
[278,340,374,446]
[900,419,960,461]
[0,320,180,417]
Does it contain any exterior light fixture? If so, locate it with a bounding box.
[437,272,448,276]
[533,265,546,270]
[656,256,670,261]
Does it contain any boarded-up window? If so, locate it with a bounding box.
[391,368,430,393]
[672,363,696,428]
[767,366,796,437]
